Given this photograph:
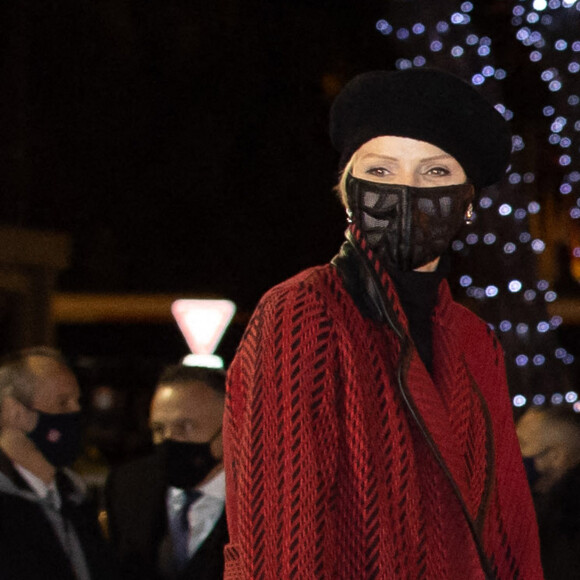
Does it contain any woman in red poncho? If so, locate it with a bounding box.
[223,68,544,579]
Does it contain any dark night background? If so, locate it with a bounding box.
[1,1,527,307]
[1,1,579,464]
[1,0,358,307]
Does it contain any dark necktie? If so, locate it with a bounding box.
[170,489,202,571]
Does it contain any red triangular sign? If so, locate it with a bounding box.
[171,299,236,355]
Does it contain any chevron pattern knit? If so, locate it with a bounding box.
[223,233,543,580]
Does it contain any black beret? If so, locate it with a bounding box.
[329,68,512,188]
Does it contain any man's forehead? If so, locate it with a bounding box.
[28,356,78,391]
[27,354,65,375]
[151,381,221,416]
[517,411,543,438]
[156,380,216,399]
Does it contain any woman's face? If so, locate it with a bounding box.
[347,136,468,272]
[350,135,467,188]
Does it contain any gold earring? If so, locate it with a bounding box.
[465,203,474,225]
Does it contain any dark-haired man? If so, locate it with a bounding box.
[0,346,118,579]
[106,364,227,580]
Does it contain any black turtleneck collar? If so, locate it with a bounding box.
[386,255,449,374]
[332,237,449,374]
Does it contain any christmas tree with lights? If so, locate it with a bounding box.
[368,0,579,409]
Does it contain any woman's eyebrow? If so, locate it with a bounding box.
[358,153,399,162]
[419,154,455,163]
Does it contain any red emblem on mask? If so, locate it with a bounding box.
[47,429,61,443]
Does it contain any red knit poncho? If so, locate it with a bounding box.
[223,232,543,579]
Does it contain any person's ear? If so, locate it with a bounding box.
[0,396,37,432]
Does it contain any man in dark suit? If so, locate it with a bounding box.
[0,346,119,580]
[106,364,227,580]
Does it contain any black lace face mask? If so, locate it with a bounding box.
[345,172,475,271]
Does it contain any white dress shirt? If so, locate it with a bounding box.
[166,469,226,559]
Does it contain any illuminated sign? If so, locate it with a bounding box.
[171,299,236,356]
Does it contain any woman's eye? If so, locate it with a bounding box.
[366,167,390,177]
[426,166,450,176]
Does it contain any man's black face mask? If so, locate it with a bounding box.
[157,427,222,489]
[27,409,83,468]
[346,172,475,271]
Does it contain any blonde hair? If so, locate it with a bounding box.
[333,157,355,209]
